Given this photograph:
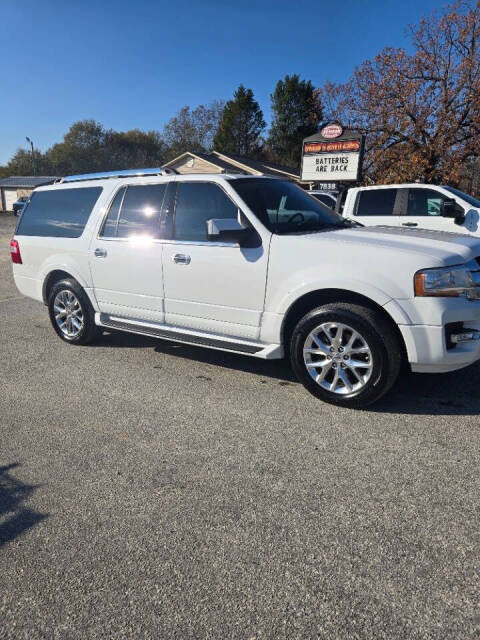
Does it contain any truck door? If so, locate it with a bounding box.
[399,187,463,232]
[351,188,401,227]
[161,181,268,341]
[89,183,168,323]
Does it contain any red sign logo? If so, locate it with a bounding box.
[320,124,343,139]
[304,140,360,154]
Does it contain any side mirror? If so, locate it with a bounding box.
[440,198,466,225]
[440,198,458,218]
[206,218,250,244]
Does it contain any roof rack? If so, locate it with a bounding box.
[57,167,178,184]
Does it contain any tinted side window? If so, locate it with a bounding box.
[174,183,238,242]
[406,188,446,217]
[100,187,126,237]
[313,194,335,208]
[355,189,397,216]
[116,184,166,239]
[16,187,102,238]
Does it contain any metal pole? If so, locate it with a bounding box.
[25,137,36,175]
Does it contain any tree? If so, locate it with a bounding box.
[268,75,322,168]
[44,120,166,174]
[104,128,166,169]
[163,101,224,159]
[2,147,50,176]
[214,85,265,157]
[45,120,108,174]
[321,1,480,185]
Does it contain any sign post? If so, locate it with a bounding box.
[301,124,365,186]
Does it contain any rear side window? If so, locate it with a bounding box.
[16,187,102,238]
[355,189,397,216]
[100,184,166,239]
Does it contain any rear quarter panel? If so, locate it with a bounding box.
[13,184,115,304]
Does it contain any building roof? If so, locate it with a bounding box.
[164,151,300,180]
[214,152,300,179]
[0,176,59,188]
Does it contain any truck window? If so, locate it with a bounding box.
[312,194,335,208]
[16,187,103,238]
[355,189,397,216]
[100,187,126,237]
[101,185,166,239]
[406,188,448,217]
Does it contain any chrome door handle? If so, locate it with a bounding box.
[173,253,191,265]
[402,222,418,227]
[94,248,107,257]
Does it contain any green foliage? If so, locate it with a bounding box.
[268,75,322,168]
[45,120,167,174]
[214,85,265,157]
[163,101,224,159]
[4,147,52,176]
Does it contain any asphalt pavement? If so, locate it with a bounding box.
[1,214,479,639]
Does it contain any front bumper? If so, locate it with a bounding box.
[390,297,480,373]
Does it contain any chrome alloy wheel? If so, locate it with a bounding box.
[303,322,373,395]
[53,290,84,339]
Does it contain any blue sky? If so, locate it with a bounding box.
[1,0,443,164]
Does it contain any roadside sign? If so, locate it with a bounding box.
[301,125,364,183]
[320,123,343,139]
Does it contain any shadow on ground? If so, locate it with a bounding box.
[94,330,480,417]
[0,463,48,549]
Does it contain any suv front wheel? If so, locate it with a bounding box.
[48,278,100,345]
[290,303,402,408]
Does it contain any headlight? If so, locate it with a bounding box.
[414,261,480,299]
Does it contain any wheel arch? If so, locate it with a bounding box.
[281,288,408,361]
[42,268,92,305]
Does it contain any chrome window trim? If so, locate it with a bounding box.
[162,239,238,247]
[92,236,238,248]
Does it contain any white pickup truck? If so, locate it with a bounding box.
[342,183,480,235]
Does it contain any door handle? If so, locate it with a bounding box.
[94,248,107,257]
[173,253,191,265]
[402,222,418,227]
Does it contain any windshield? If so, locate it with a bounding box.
[229,178,346,234]
[442,186,480,208]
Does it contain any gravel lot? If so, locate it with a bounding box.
[1,214,479,639]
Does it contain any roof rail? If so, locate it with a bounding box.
[58,167,178,183]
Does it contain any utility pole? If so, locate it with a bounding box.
[25,136,36,175]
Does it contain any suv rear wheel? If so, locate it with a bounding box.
[290,303,402,408]
[48,278,100,345]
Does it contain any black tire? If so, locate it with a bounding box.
[290,303,402,409]
[47,278,100,345]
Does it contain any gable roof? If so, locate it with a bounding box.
[212,151,300,180]
[0,176,59,188]
[164,151,300,180]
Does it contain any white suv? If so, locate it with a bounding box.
[11,168,480,408]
